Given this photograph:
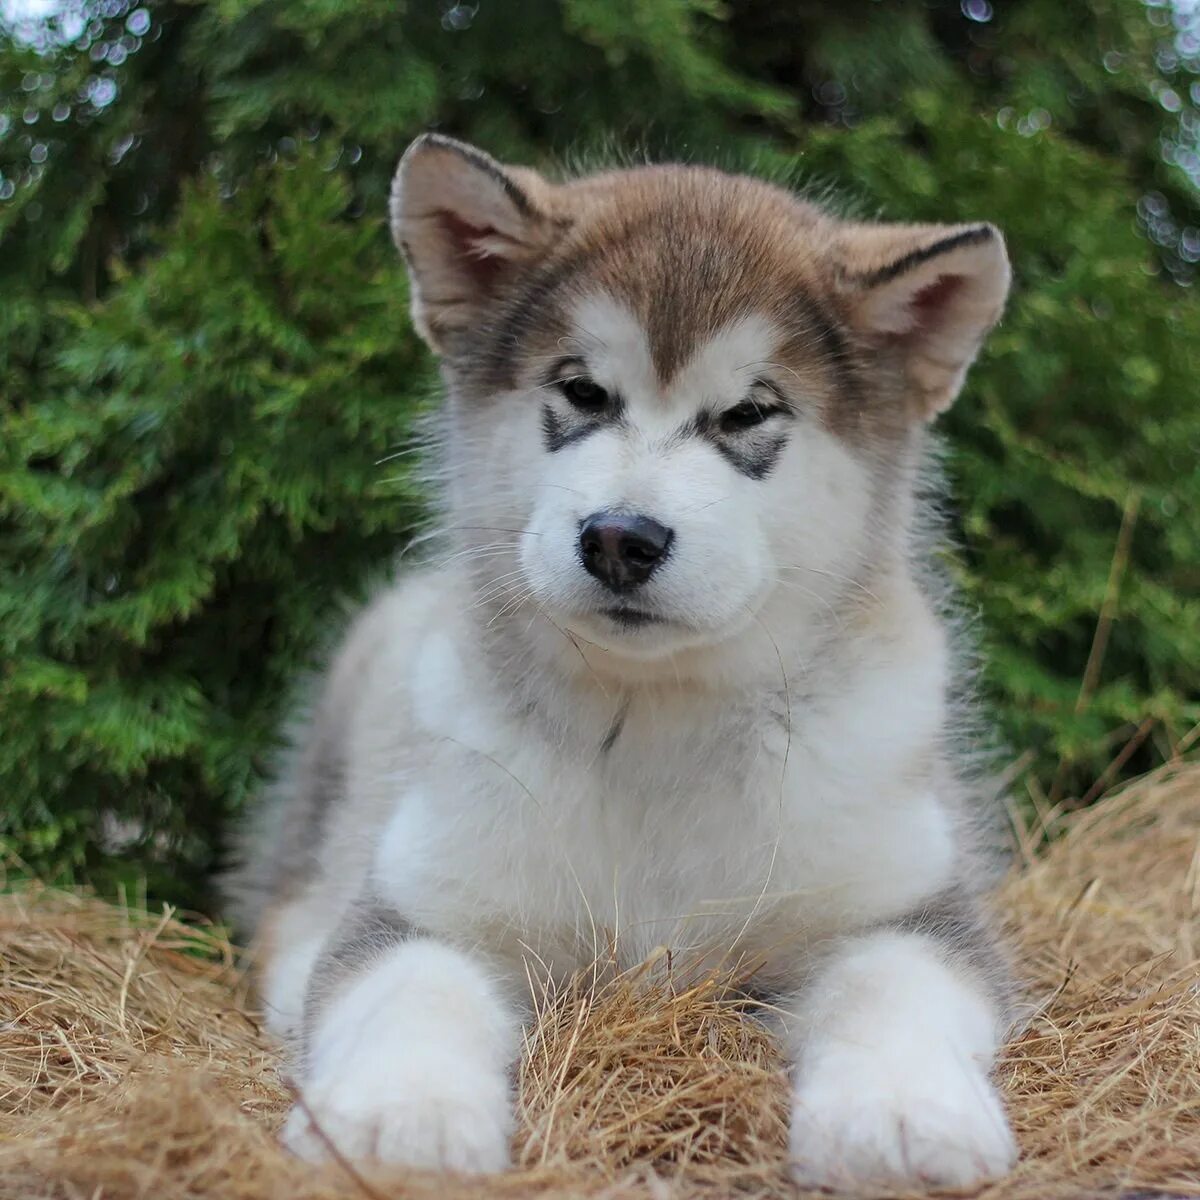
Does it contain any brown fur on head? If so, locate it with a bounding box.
[390,134,1010,440]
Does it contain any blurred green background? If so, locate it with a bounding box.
[1,0,1197,905]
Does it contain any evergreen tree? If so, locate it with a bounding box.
[2,0,1197,900]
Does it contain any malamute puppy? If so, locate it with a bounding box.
[229,134,1017,1190]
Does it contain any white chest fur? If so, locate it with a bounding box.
[365,609,956,978]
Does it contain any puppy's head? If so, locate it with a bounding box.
[391,136,1010,667]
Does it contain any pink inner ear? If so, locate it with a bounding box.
[909,273,964,330]
[436,210,509,291]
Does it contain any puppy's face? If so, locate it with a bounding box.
[506,295,872,659]
[392,138,1009,666]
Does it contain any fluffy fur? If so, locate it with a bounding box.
[226,134,1017,1190]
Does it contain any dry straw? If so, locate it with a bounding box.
[2,763,1198,1199]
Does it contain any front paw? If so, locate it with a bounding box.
[789,1049,1016,1191]
[283,1044,513,1172]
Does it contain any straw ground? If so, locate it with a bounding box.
[1,763,1198,1199]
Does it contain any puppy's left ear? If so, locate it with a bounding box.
[837,223,1011,420]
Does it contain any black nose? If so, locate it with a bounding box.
[578,511,674,593]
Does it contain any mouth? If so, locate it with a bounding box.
[599,605,662,629]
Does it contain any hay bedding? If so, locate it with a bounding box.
[2,766,1199,1200]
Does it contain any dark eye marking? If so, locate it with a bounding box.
[543,357,619,415]
[540,358,621,453]
[691,381,794,479]
[712,435,789,481]
[542,405,599,453]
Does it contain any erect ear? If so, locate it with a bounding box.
[837,222,1011,420]
[390,134,559,354]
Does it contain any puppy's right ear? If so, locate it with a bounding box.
[390,134,558,354]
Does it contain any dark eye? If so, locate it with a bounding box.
[719,400,774,434]
[558,375,609,413]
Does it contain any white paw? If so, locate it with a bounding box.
[282,1044,513,1172]
[789,1049,1016,1191]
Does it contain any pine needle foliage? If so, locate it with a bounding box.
[1,0,1197,897]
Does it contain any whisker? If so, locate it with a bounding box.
[430,543,522,571]
[771,574,845,629]
[777,563,880,604]
[560,324,604,353]
[488,587,538,626]
[678,495,730,517]
[374,445,424,467]
[734,357,806,392]
[472,573,531,610]
[450,525,543,538]
[472,570,527,597]
[531,483,586,498]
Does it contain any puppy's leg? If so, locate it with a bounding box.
[281,903,518,1172]
[784,926,1016,1190]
